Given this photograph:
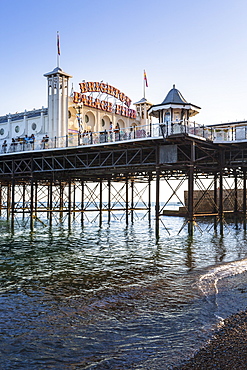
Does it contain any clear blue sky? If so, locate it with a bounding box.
[1,0,247,125]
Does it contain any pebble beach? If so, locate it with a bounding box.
[175,310,247,369]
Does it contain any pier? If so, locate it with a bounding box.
[1,67,247,236]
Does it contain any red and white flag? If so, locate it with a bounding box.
[144,70,148,87]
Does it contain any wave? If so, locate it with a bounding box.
[198,258,247,297]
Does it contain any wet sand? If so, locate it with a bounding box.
[175,310,247,369]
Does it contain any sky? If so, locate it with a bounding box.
[1,0,247,125]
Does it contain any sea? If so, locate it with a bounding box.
[1,205,247,369]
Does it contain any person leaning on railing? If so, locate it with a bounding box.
[10,138,18,152]
[41,134,49,149]
[114,125,120,141]
[2,140,7,153]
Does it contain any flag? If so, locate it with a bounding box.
[57,31,60,56]
[144,70,148,87]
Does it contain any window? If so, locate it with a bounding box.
[0,128,4,136]
[85,115,89,123]
[15,126,20,133]
[101,119,105,127]
[32,123,37,131]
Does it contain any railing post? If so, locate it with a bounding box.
[54,136,57,148]
[66,135,68,147]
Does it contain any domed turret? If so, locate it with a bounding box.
[149,85,201,125]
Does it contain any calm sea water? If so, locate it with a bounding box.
[1,210,247,369]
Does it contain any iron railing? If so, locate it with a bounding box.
[1,120,247,155]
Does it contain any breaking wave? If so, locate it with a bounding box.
[198,258,247,297]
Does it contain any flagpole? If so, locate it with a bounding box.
[143,70,145,98]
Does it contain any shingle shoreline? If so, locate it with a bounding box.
[174,309,247,369]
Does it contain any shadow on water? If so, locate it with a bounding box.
[184,236,195,271]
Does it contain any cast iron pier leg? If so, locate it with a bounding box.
[188,142,195,236]
[243,170,246,231]
[126,177,129,226]
[155,169,160,239]
[99,179,103,227]
[11,177,15,229]
[49,181,53,227]
[219,171,224,235]
[148,174,152,226]
[108,179,111,224]
[214,174,218,232]
[131,179,134,224]
[81,180,84,226]
[30,179,34,231]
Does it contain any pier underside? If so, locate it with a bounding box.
[0,134,247,236]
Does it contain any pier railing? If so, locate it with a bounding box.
[1,120,247,155]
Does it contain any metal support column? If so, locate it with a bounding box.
[148,174,152,226]
[234,170,238,229]
[22,184,26,220]
[188,166,194,236]
[68,180,71,228]
[81,180,84,226]
[214,174,218,231]
[155,169,160,239]
[0,184,2,217]
[59,182,64,222]
[234,171,238,214]
[7,182,11,221]
[131,179,134,224]
[108,179,111,224]
[73,184,76,220]
[219,171,224,235]
[99,179,103,226]
[243,170,246,230]
[126,177,129,225]
[188,142,195,236]
[219,150,224,235]
[49,181,53,227]
[11,177,15,228]
[30,179,34,231]
[34,181,38,218]
[47,183,50,219]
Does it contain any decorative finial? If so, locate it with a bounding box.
[173,84,175,89]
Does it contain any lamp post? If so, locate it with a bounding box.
[75,104,83,145]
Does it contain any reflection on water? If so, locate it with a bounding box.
[0,215,247,369]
